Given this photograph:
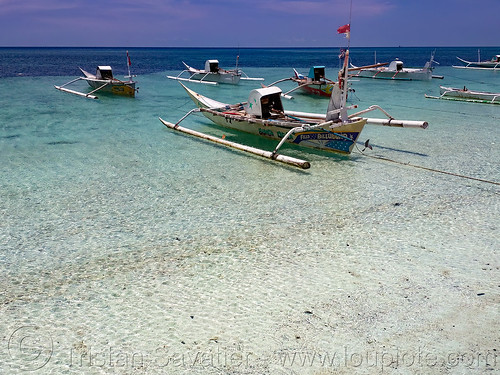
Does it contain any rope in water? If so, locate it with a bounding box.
[355,144,500,186]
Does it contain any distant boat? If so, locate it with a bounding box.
[289,66,336,97]
[453,50,500,70]
[425,86,500,105]
[167,59,263,85]
[54,52,138,99]
[350,51,440,81]
[79,66,137,95]
[55,66,137,99]
[264,66,338,99]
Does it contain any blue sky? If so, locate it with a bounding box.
[0,0,497,47]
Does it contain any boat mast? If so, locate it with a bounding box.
[340,0,353,116]
[328,0,352,123]
[126,51,132,79]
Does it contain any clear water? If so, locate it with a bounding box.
[1,48,499,374]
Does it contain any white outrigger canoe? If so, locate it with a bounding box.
[167,59,263,85]
[55,64,137,99]
[425,86,500,105]
[350,51,441,81]
[351,59,435,80]
[453,54,500,70]
[160,50,428,169]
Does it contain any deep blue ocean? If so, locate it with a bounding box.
[1,46,499,77]
[1,46,499,374]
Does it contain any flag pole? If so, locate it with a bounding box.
[345,0,352,76]
[339,0,353,120]
[126,51,132,79]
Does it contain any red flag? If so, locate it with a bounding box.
[337,24,350,34]
[127,51,132,67]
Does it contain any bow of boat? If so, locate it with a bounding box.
[178,82,230,110]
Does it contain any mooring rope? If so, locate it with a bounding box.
[355,144,500,186]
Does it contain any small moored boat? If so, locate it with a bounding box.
[350,51,440,81]
[425,86,500,104]
[54,52,137,99]
[453,52,500,70]
[351,59,435,80]
[266,66,337,99]
[167,59,263,85]
[292,66,334,97]
[79,66,137,96]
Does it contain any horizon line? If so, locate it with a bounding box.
[1,45,499,49]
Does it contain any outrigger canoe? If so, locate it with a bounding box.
[350,51,441,81]
[54,53,137,99]
[167,59,263,85]
[425,86,500,105]
[350,59,434,81]
[265,66,337,99]
[167,82,367,155]
[453,54,500,70]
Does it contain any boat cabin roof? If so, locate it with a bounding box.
[96,66,114,79]
[308,66,326,80]
[205,60,220,73]
[388,59,404,71]
[493,55,500,62]
[246,86,284,119]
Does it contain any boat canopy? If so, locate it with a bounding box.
[205,60,220,73]
[96,66,113,80]
[388,60,404,71]
[246,87,284,119]
[308,66,326,81]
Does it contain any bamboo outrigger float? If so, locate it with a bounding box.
[159,47,428,169]
[54,52,138,99]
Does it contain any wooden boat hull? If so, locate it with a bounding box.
[84,78,136,97]
[183,84,366,154]
[296,82,333,97]
[199,110,365,153]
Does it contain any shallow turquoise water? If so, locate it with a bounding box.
[0,52,499,374]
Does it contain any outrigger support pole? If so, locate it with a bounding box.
[57,77,83,89]
[87,82,110,97]
[266,77,294,87]
[171,108,200,128]
[281,83,311,99]
[271,120,337,156]
[54,77,101,99]
[348,105,393,120]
